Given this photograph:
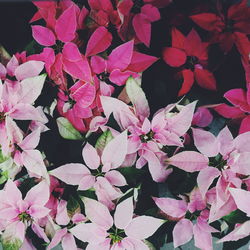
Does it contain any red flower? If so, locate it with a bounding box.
[162,28,216,96]
[190,0,250,63]
[117,0,163,47]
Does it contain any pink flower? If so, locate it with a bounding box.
[31,3,93,84]
[0,56,44,81]
[99,78,198,181]
[0,180,50,249]
[70,197,165,249]
[0,74,47,156]
[11,128,49,180]
[153,188,218,249]
[50,131,128,209]
[31,2,79,46]
[217,220,250,243]
[46,203,86,250]
[192,126,250,221]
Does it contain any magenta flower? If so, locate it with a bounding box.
[91,40,158,86]
[214,87,250,133]
[57,80,96,132]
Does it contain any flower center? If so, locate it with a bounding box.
[0,112,5,122]
[224,19,235,33]
[92,166,105,177]
[18,212,32,223]
[69,99,76,108]
[109,228,126,244]
[209,154,227,170]
[186,56,199,71]
[97,72,110,82]
[140,130,155,143]
[52,40,64,53]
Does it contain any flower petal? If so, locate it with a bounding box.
[197,167,221,198]
[167,151,208,172]
[133,13,151,47]
[55,5,77,42]
[102,131,128,169]
[70,223,108,244]
[217,221,250,243]
[50,163,89,185]
[114,197,133,229]
[194,68,217,90]
[31,25,56,46]
[125,215,165,240]
[22,149,47,178]
[15,61,44,82]
[107,41,134,72]
[83,198,113,230]
[86,26,112,57]
[153,197,187,219]
[229,188,250,216]
[173,219,193,248]
[162,47,187,67]
[82,143,100,170]
[25,180,50,206]
[192,128,219,157]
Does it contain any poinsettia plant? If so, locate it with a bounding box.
[0,0,249,249]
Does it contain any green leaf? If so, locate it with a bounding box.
[67,196,81,218]
[78,189,97,201]
[2,239,22,250]
[223,210,248,224]
[24,40,43,56]
[0,149,8,164]
[126,76,149,117]
[1,224,23,250]
[143,240,156,250]
[0,171,8,184]
[117,167,145,186]
[56,117,84,140]
[95,129,113,154]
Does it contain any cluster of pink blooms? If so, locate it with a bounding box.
[0,0,249,249]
